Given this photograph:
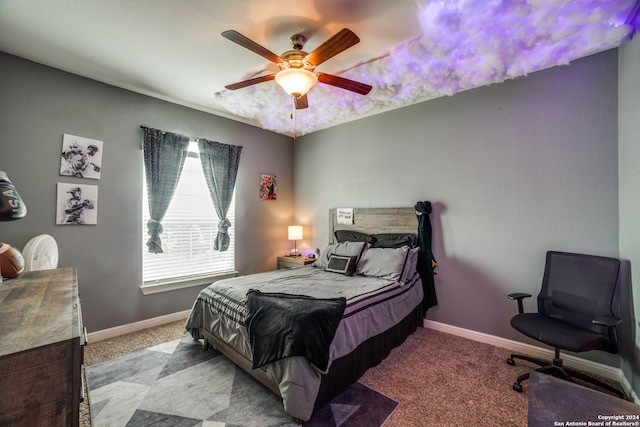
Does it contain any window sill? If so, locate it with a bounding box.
[140,270,238,295]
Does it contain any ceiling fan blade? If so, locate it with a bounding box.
[305,28,360,67]
[222,30,285,64]
[317,72,372,95]
[225,74,276,90]
[295,94,309,109]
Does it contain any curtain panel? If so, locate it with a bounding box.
[197,139,243,251]
[142,127,190,254]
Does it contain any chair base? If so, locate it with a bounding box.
[506,352,625,399]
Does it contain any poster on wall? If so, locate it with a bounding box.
[56,183,98,225]
[337,208,354,225]
[60,133,103,179]
[260,174,277,200]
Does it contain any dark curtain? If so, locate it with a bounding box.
[197,138,243,251]
[142,127,190,253]
[415,200,438,316]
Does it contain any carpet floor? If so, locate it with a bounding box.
[85,336,397,427]
[80,320,628,427]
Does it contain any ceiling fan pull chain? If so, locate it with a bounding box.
[291,97,298,139]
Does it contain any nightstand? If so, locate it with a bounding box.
[277,256,316,270]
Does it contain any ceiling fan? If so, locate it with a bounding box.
[222,28,373,109]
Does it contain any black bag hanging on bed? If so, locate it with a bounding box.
[415,200,437,316]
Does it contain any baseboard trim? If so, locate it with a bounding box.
[87,310,191,343]
[424,319,640,404]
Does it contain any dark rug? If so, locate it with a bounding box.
[85,337,398,427]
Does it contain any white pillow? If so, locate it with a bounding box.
[356,246,409,281]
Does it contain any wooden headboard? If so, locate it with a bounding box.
[329,207,418,244]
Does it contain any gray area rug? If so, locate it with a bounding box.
[85,337,398,427]
[528,371,639,425]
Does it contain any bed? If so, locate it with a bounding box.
[185,207,429,421]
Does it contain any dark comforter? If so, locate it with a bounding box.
[245,290,346,371]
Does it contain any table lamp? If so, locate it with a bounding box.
[288,225,303,256]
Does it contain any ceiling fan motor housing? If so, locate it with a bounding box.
[279,50,309,70]
[290,34,307,50]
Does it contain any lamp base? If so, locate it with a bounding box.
[289,248,300,257]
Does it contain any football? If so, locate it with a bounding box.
[0,242,25,278]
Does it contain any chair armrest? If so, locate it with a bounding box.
[508,293,531,314]
[593,315,622,353]
[508,293,532,300]
[592,315,622,327]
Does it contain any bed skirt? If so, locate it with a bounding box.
[313,303,423,412]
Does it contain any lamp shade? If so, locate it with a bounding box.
[275,69,318,98]
[288,225,303,241]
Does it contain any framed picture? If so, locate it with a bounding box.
[60,134,103,179]
[56,183,98,225]
[260,174,277,200]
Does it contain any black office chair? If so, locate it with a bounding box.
[506,251,624,398]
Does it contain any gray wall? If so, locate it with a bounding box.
[618,34,640,397]
[0,52,294,332]
[294,50,621,367]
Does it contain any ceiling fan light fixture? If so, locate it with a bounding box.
[275,68,318,98]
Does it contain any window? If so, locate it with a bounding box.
[142,142,235,287]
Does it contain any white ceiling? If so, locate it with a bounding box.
[1,0,638,137]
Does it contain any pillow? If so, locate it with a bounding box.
[314,244,337,269]
[314,241,367,269]
[400,247,420,284]
[326,255,358,276]
[371,233,418,249]
[356,246,410,281]
[334,230,376,244]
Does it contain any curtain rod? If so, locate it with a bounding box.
[139,126,238,150]
[139,126,208,150]
[140,125,192,139]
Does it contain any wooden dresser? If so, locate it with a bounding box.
[0,267,86,426]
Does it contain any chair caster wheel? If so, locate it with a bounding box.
[512,383,523,392]
[506,357,515,366]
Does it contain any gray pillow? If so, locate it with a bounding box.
[314,241,367,269]
[356,246,410,281]
[326,255,358,275]
[400,247,420,284]
[314,244,337,269]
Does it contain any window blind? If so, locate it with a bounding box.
[142,143,235,283]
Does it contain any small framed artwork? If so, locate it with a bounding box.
[56,183,98,225]
[60,134,103,179]
[260,174,277,200]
